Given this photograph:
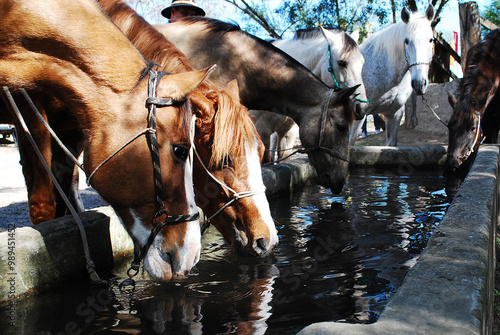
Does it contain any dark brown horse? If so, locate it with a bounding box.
[445,29,500,176]
[98,0,279,257]
[156,18,358,194]
[0,0,216,280]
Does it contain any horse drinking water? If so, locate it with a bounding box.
[252,27,367,163]
[445,29,500,176]
[350,5,435,146]
[0,0,214,280]
[156,18,359,194]
[98,0,278,257]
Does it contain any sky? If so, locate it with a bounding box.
[440,0,488,38]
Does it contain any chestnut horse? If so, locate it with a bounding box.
[156,18,358,195]
[445,29,500,176]
[98,0,279,257]
[0,0,216,280]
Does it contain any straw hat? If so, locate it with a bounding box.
[161,0,206,19]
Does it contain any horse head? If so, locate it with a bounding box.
[319,26,368,119]
[444,92,482,176]
[192,80,278,257]
[85,67,216,281]
[401,5,435,95]
[300,86,359,194]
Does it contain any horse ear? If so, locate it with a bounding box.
[401,7,410,24]
[448,92,457,109]
[425,4,435,21]
[350,29,360,44]
[223,79,241,104]
[330,85,361,106]
[164,65,217,100]
[319,26,329,40]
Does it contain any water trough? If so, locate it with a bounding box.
[0,145,497,334]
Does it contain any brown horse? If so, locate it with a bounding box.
[156,18,358,195]
[96,0,279,257]
[0,0,216,280]
[445,29,500,176]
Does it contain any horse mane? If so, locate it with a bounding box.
[211,87,258,168]
[99,0,193,74]
[181,16,241,34]
[180,16,320,86]
[361,11,430,63]
[294,27,358,58]
[99,0,256,165]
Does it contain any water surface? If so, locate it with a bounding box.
[1,167,449,334]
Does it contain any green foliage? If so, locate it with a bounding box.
[484,0,500,27]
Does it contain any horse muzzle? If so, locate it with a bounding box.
[412,78,428,95]
[318,171,346,195]
[231,218,279,257]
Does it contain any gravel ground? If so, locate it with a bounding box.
[0,141,107,232]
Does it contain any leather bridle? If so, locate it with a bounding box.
[300,88,350,163]
[127,68,200,277]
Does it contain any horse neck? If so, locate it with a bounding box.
[226,35,330,123]
[274,36,329,72]
[361,22,408,82]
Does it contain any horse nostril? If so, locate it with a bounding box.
[254,238,268,255]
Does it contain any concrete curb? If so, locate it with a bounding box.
[0,207,133,303]
[350,145,448,167]
[298,145,499,335]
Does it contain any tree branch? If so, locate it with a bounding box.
[224,0,280,38]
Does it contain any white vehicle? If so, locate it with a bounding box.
[0,124,15,142]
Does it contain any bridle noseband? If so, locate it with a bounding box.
[404,39,433,70]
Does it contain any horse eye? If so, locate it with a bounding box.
[172,144,189,161]
[223,155,234,168]
[337,60,347,68]
[429,38,434,43]
[404,38,409,45]
[336,123,348,132]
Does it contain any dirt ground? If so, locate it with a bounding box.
[355,112,449,147]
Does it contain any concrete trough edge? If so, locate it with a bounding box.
[299,145,499,335]
[0,145,453,304]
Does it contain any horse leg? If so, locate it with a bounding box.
[349,116,366,146]
[277,124,299,161]
[1,96,58,224]
[269,132,278,162]
[384,106,404,146]
[51,129,85,216]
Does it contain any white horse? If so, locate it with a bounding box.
[350,5,435,146]
[273,27,368,114]
[253,27,366,163]
[249,110,299,163]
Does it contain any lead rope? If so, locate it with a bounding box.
[421,96,448,128]
[326,44,368,104]
[1,87,105,285]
